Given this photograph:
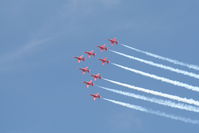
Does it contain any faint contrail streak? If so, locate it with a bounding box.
[122,44,199,71]
[110,50,199,80]
[98,85,199,113]
[112,63,199,93]
[103,78,199,106]
[103,98,199,124]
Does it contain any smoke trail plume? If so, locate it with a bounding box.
[112,63,199,93]
[122,44,199,71]
[103,78,199,106]
[110,50,199,80]
[98,85,199,113]
[103,98,199,125]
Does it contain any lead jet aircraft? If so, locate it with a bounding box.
[99,57,110,65]
[74,55,85,63]
[84,50,96,58]
[80,67,90,74]
[109,37,118,46]
[84,80,94,88]
[90,93,102,101]
[91,73,102,81]
[97,44,108,52]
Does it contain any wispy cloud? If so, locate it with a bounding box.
[0,38,50,64]
[107,110,142,132]
[69,0,121,8]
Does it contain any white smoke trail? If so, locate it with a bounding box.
[110,50,199,80]
[122,44,199,71]
[103,78,199,106]
[103,98,199,125]
[98,85,199,113]
[112,63,199,93]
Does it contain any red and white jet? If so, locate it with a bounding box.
[90,93,102,101]
[83,80,94,88]
[74,55,85,63]
[109,37,118,46]
[84,50,96,58]
[91,73,102,81]
[97,44,108,52]
[99,57,110,65]
[80,67,90,74]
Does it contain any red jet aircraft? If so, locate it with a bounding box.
[84,50,96,58]
[99,57,110,65]
[109,37,118,46]
[80,67,90,74]
[74,55,85,63]
[90,93,102,101]
[97,44,108,52]
[91,73,102,81]
[84,80,94,88]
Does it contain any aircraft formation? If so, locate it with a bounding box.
[74,38,118,101]
[73,37,199,125]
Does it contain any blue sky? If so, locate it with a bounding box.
[1,0,199,132]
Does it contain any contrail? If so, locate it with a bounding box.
[110,50,199,80]
[98,85,199,113]
[122,44,199,71]
[103,78,199,106]
[103,98,199,125]
[112,63,199,93]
